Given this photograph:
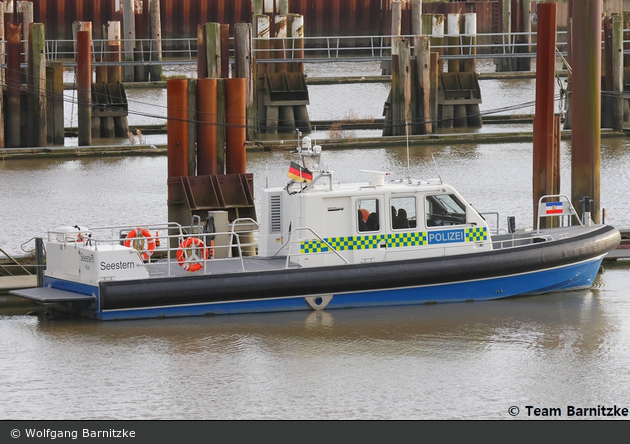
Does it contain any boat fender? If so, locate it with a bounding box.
[304,294,333,310]
[177,237,210,272]
[124,228,156,261]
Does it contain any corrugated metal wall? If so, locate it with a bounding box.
[26,0,503,41]
[23,1,604,41]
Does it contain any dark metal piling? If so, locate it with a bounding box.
[571,0,602,224]
[6,22,21,148]
[77,29,92,147]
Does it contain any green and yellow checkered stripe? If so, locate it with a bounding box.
[300,232,429,254]
[465,226,487,242]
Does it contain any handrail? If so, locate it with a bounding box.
[536,194,583,233]
[0,247,32,276]
[4,29,623,67]
[490,232,554,250]
[228,218,260,271]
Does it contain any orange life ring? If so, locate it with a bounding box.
[177,237,209,272]
[124,228,156,261]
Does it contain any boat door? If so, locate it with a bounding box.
[354,196,387,263]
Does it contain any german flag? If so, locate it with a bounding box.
[287,161,313,182]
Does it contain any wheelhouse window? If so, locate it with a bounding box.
[426,194,467,227]
[390,196,417,230]
[357,198,380,232]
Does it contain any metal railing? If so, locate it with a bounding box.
[252,31,571,63]
[0,30,588,68]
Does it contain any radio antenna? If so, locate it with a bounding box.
[405,122,411,180]
[431,154,443,184]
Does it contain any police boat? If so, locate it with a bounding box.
[11,137,621,320]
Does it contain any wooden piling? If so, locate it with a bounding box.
[430,52,439,133]
[197,78,218,175]
[274,14,288,74]
[288,14,304,73]
[391,37,412,137]
[423,14,444,72]
[411,0,423,36]
[235,22,255,141]
[414,36,431,135]
[46,61,63,145]
[497,0,513,72]
[447,13,460,73]
[77,30,92,147]
[27,22,46,148]
[167,79,189,178]
[464,13,481,128]
[277,0,289,16]
[18,1,33,66]
[571,0,601,224]
[6,22,21,148]
[532,2,557,228]
[106,21,122,83]
[463,13,477,73]
[519,0,532,71]
[206,23,221,79]
[391,1,402,37]
[122,0,135,82]
[149,0,163,81]
[225,78,246,175]
[252,0,264,16]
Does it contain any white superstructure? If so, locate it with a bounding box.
[258,137,492,267]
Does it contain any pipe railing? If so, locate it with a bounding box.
[0,29,621,67]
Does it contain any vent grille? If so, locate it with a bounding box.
[270,194,282,233]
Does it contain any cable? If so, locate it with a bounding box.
[0,64,564,135]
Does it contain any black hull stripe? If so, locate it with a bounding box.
[99,226,620,310]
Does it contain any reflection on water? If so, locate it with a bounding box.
[2,274,630,420]
[1,64,630,419]
[3,138,630,256]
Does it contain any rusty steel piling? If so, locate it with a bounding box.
[225,78,247,175]
[167,78,189,178]
[532,2,558,228]
[77,29,92,147]
[197,78,219,176]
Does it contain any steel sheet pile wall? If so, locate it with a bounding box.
[27,1,505,42]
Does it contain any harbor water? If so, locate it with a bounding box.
[2,61,630,420]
